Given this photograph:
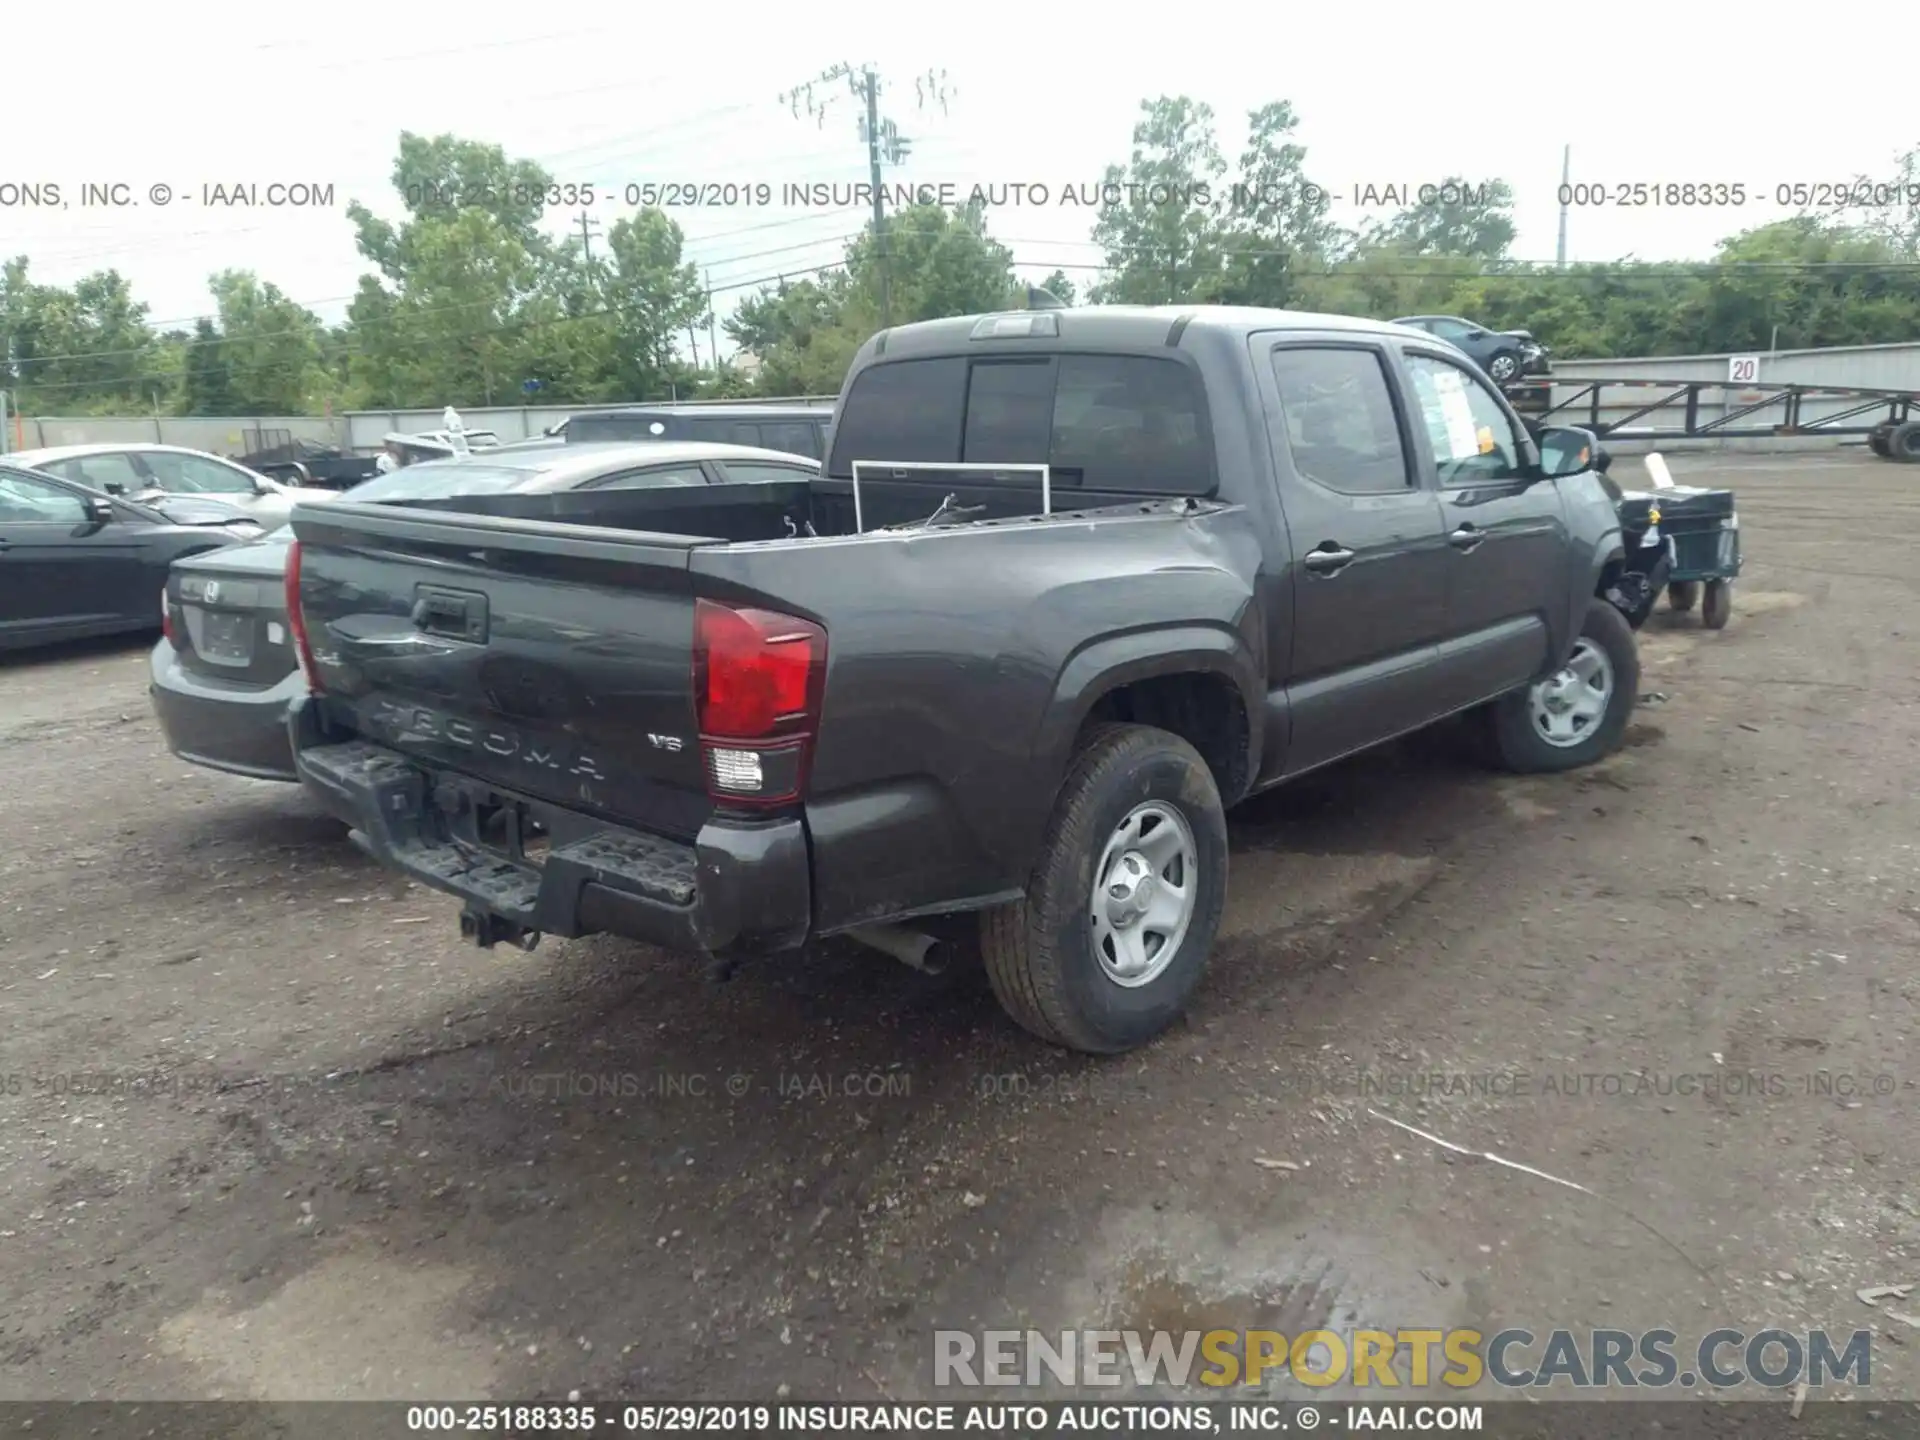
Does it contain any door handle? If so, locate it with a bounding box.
[1302,544,1356,575]
[1448,524,1486,552]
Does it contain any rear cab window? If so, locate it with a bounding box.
[828,353,1214,496]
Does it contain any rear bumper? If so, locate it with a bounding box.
[288,704,811,958]
[148,640,303,782]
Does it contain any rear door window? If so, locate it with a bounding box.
[45,452,146,494]
[1268,346,1413,495]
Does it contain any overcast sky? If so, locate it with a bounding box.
[8,0,1913,352]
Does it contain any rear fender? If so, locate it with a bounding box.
[1032,624,1265,804]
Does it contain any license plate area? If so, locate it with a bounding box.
[187,607,254,666]
[430,777,551,868]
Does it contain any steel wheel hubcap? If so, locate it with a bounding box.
[1090,802,1198,988]
[1490,356,1517,379]
[1528,638,1614,747]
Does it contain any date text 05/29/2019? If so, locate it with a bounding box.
[401,1401,1487,1432]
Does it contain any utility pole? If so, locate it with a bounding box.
[862,68,891,329]
[576,211,603,293]
[706,269,720,373]
[1556,145,1571,268]
[780,63,953,332]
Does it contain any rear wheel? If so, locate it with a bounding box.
[1702,579,1732,630]
[1890,421,1920,463]
[980,723,1228,1054]
[1667,580,1700,612]
[1868,425,1893,457]
[1483,598,1639,773]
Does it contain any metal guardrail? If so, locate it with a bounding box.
[1531,377,1918,443]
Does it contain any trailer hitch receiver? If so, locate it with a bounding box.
[459,907,541,952]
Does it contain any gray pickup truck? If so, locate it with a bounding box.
[285,306,1634,1053]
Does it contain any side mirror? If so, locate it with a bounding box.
[1536,425,1602,479]
[1593,445,1613,475]
[102,479,127,496]
[83,496,115,527]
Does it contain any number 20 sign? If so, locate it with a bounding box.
[1728,355,1760,384]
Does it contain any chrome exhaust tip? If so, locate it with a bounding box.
[846,923,951,975]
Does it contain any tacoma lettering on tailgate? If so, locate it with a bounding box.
[367,698,606,781]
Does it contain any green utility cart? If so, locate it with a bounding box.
[1617,484,1741,629]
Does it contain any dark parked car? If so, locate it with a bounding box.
[1390,316,1549,384]
[0,463,260,652]
[283,304,1638,1054]
[561,403,832,458]
[150,441,821,781]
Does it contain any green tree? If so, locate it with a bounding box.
[1087,97,1231,305]
[1836,142,1920,259]
[1364,177,1517,261]
[725,203,1018,395]
[342,134,568,407]
[182,317,236,415]
[1034,269,1078,305]
[1209,101,1341,308]
[0,259,162,413]
[197,270,333,413]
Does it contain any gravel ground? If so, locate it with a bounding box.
[1,451,1915,1415]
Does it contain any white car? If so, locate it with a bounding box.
[9,443,338,528]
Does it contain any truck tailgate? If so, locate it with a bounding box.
[289,502,720,840]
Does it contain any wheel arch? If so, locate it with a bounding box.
[1034,625,1263,810]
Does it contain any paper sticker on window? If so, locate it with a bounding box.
[1476,425,1496,455]
[1430,367,1481,460]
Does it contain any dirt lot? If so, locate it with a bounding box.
[2,452,1916,1414]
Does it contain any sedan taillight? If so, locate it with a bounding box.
[161,587,177,646]
[285,540,323,693]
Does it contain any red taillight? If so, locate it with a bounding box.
[693,599,826,806]
[160,586,177,646]
[284,539,323,693]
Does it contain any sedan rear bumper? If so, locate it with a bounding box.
[148,640,304,782]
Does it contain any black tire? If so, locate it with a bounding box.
[1890,421,1920,463]
[1702,579,1732,630]
[1486,350,1521,384]
[1484,598,1640,774]
[1667,580,1700,613]
[1868,426,1892,458]
[979,723,1228,1054]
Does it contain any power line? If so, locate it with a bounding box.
[778,63,953,329]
